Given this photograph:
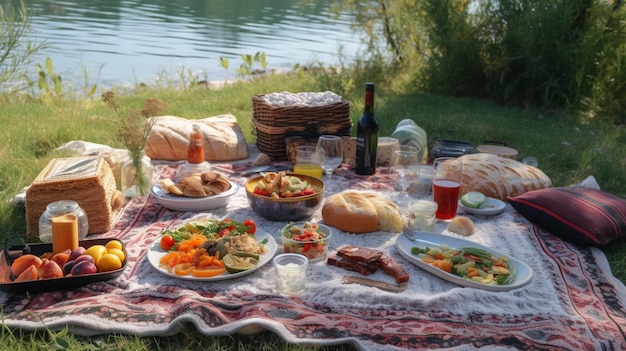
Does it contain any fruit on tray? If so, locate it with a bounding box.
[6,239,126,282]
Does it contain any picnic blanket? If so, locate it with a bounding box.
[2,155,626,351]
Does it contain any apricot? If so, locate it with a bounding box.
[51,251,71,268]
[40,260,64,279]
[10,254,43,277]
[14,265,38,282]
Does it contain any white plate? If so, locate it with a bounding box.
[147,230,277,281]
[458,197,506,216]
[151,180,240,211]
[396,231,533,291]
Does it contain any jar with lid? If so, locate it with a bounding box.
[39,200,89,242]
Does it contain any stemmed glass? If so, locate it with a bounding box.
[389,145,420,206]
[316,135,343,179]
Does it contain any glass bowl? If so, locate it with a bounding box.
[279,221,332,263]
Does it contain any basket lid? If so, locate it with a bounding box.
[476,144,518,159]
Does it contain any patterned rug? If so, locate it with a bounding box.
[1,160,625,351]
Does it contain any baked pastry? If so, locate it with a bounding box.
[458,153,551,201]
[322,191,405,233]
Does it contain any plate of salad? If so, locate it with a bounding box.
[396,230,533,291]
[147,217,277,281]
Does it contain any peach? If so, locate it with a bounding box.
[40,260,64,279]
[14,265,38,282]
[10,254,43,278]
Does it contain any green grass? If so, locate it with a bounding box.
[1,68,625,349]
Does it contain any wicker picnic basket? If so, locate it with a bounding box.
[252,92,352,160]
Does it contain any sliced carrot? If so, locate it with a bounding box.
[178,253,194,264]
[197,256,215,268]
[173,263,195,276]
[436,260,453,273]
[170,252,183,267]
[421,254,436,264]
[191,267,226,278]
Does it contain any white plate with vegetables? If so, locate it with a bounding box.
[396,230,533,291]
[147,218,277,281]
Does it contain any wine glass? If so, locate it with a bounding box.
[316,135,343,179]
[389,145,420,206]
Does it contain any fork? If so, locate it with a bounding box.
[402,227,440,247]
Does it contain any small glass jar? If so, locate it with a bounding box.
[39,200,89,242]
[407,200,438,232]
[121,150,153,198]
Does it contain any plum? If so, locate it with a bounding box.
[74,254,95,264]
[62,260,76,276]
[70,246,86,261]
[71,260,97,276]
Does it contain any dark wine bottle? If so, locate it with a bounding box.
[355,82,379,175]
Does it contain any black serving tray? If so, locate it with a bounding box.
[0,238,127,294]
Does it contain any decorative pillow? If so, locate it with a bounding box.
[509,187,626,246]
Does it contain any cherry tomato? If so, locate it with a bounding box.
[243,219,256,235]
[160,234,175,250]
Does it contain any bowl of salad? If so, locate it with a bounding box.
[245,172,325,221]
[280,221,332,263]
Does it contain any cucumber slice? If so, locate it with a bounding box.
[461,192,487,209]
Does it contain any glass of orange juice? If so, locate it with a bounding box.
[293,146,325,179]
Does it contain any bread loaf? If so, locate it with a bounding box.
[322,191,405,233]
[322,192,379,233]
[144,114,249,161]
[458,153,551,201]
[361,193,406,233]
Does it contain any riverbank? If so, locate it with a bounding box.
[1,68,625,350]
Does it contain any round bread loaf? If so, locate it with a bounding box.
[322,192,378,233]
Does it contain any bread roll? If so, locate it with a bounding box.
[322,192,379,233]
[448,216,474,236]
[458,153,551,201]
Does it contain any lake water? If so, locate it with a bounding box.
[13,0,362,88]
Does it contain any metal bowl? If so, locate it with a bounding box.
[245,173,325,221]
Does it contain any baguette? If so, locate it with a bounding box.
[458,153,551,201]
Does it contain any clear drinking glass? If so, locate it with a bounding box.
[316,135,343,178]
[389,145,420,205]
[432,157,463,220]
